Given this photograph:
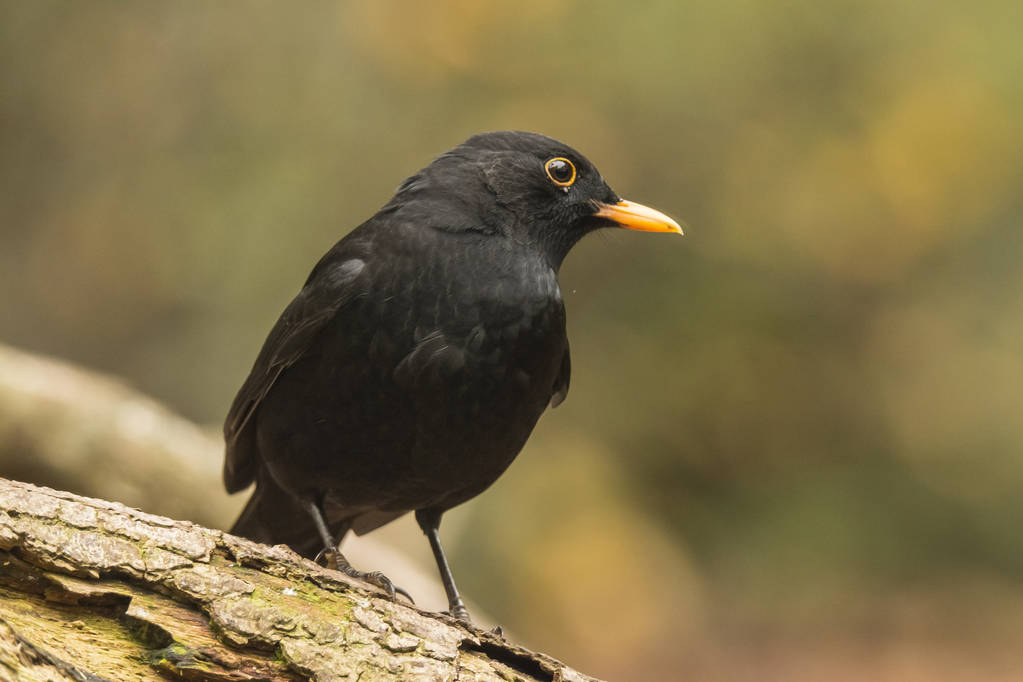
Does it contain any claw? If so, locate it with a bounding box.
[362,570,396,600]
[313,548,339,570]
[360,571,415,605]
[327,560,415,605]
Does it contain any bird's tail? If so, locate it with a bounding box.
[228,477,323,559]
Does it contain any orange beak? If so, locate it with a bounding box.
[593,199,684,235]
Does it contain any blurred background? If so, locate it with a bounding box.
[1,1,1022,680]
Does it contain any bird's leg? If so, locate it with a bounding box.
[301,498,414,604]
[415,509,471,623]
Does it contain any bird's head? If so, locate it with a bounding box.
[389,131,682,269]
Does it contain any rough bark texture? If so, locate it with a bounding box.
[0,478,601,682]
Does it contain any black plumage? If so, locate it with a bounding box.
[224,131,681,620]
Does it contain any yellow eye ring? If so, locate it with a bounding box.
[545,157,576,187]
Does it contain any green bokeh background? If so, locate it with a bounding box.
[2,2,1022,679]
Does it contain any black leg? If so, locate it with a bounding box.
[301,497,414,604]
[415,509,470,623]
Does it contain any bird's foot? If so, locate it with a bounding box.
[447,602,471,624]
[353,569,416,605]
[318,549,415,604]
[443,604,502,635]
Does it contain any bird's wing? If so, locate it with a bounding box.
[550,343,571,407]
[223,256,367,493]
[392,329,467,389]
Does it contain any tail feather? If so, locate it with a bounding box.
[229,478,324,559]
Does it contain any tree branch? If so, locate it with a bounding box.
[0,477,601,681]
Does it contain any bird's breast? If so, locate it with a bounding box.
[390,287,565,399]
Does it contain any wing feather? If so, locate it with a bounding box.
[222,257,367,492]
[550,343,571,407]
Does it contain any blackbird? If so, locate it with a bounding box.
[224,131,681,621]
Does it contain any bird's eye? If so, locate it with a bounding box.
[544,158,576,187]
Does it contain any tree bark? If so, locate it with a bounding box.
[0,478,601,682]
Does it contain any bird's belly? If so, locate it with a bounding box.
[386,323,564,508]
[409,353,557,500]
